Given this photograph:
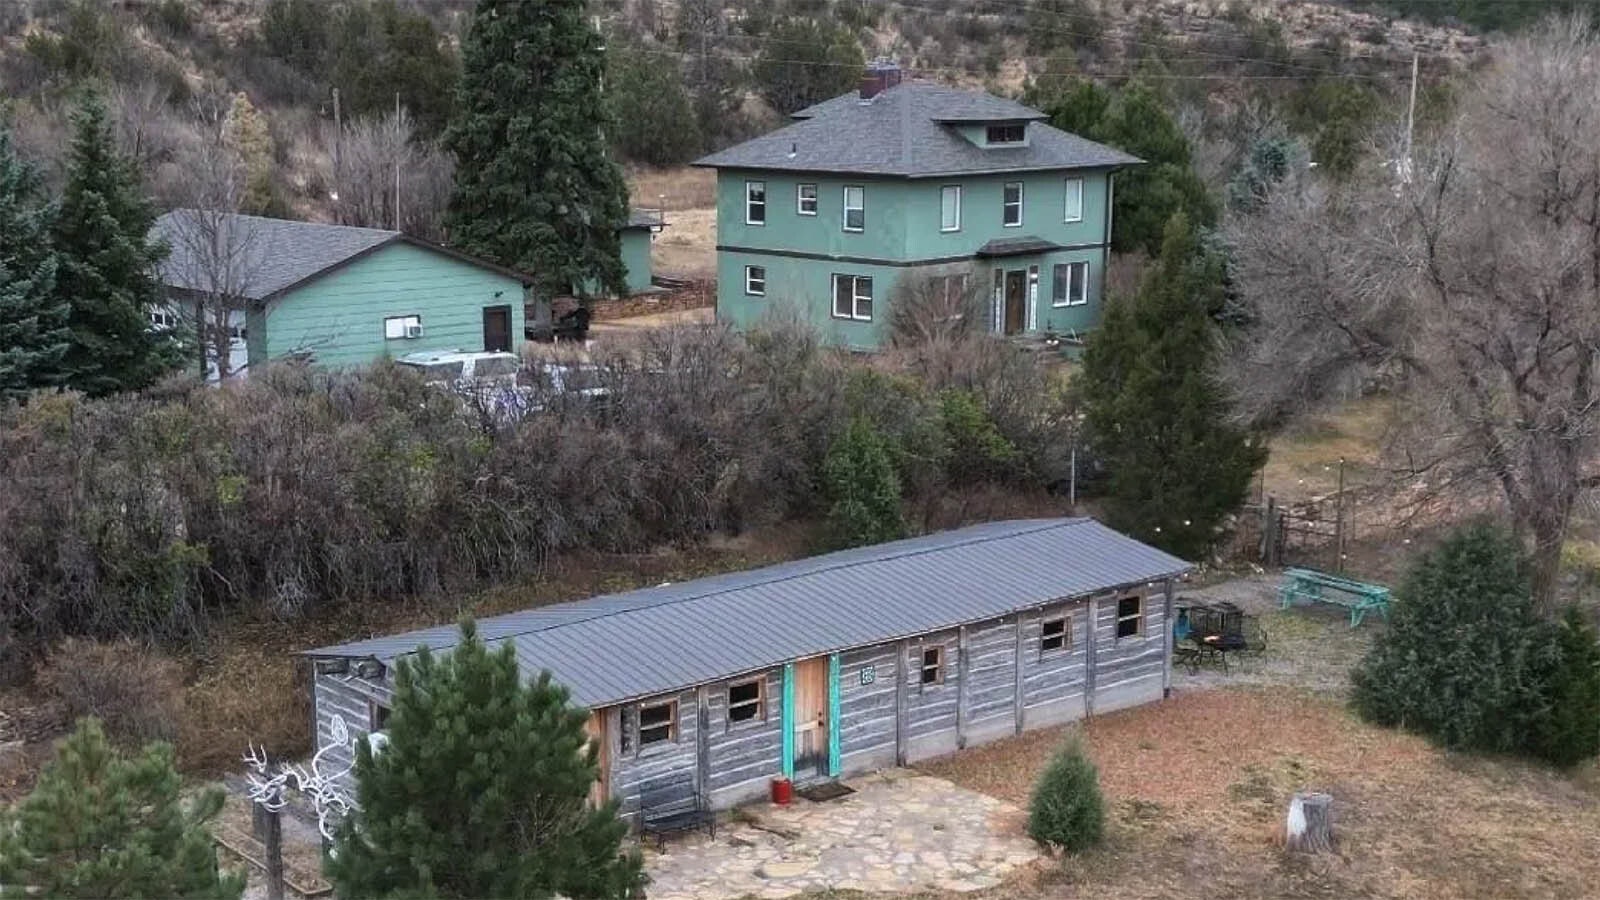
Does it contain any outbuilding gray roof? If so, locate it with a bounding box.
[694,82,1140,178]
[152,211,531,302]
[305,518,1191,708]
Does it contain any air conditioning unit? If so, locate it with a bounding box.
[404,323,425,339]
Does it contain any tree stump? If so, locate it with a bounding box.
[1285,792,1334,853]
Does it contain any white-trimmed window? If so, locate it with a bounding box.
[638,698,678,746]
[1052,261,1088,307]
[1002,182,1023,227]
[797,183,818,215]
[745,180,766,225]
[920,645,944,685]
[843,185,865,232]
[1041,616,1070,654]
[744,265,766,296]
[383,314,423,339]
[831,274,873,320]
[932,273,969,306]
[150,308,178,330]
[727,677,765,725]
[1064,177,1084,223]
[940,185,961,232]
[1115,595,1144,639]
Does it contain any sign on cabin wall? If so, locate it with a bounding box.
[859,665,876,686]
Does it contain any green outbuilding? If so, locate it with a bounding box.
[154,211,531,378]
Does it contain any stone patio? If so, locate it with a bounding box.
[643,768,1041,900]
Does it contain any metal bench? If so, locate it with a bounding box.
[639,773,715,849]
[1279,567,1391,627]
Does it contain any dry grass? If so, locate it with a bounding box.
[920,689,1600,900]
[627,166,715,210]
[627,167,717,278]
[1260,395,1394,505]
[652,206,717,278]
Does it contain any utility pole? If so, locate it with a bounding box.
[1403,52,1419,183]
[394,92,403,232]
[332,88,343,208]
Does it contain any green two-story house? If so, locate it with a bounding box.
[695,64,1139,349]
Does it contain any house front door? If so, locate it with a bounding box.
[482,305,512,353]
[791,656,830,779]
[1003,270,1026,335]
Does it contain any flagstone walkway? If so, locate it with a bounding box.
[643,768,1040,899]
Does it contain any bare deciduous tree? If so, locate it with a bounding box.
[1226,17,1600,609]
[887,271,987,350]
[163,141,265,381]
[327,111,453,241]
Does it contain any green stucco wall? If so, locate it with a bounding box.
[262,242,526,369]
[714,166,1114,349]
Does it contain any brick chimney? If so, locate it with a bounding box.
[858,60,903,101]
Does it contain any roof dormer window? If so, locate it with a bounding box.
[986,122,1026,145]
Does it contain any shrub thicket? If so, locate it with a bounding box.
[36,639,185,746]
[821,418,905,550]
[1353,525,1559,756]
[0,324,1071,671]
[1027,732,1104,853]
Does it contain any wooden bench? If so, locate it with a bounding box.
[639,773,715,849]
[1278,567,1391,628]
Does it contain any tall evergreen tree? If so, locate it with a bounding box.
[0,719,244,900]
[55,93,182,397]
[0,122,70,401]
[1078,214,1266,560]
[444,0,630,300]
[327,620,643,899]
[821,418,906,550]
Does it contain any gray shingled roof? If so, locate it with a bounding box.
[153,211,401,301]
[694,82,1140,178]
[305,518,1191,708]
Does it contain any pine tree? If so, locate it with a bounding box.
[1079,214,1266,560]
[1352,525,1557,755]
[821,418,905,550]
[443,0,630,300]
[608,38,702,167]
[221,92,276,214]
[1026,732,1104,853]
[1531,607,1600,767]
[749,15,865,115]
[0,719,244,900]
[0,122,70,401]
[55,93,183,397]
[326,620,643,899]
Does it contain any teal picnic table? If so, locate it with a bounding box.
[1278,567,1391,627]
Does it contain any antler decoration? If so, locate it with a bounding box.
[242,734,361,841]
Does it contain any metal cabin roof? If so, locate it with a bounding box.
[305,518,1191,708]
[693,82,1141,178]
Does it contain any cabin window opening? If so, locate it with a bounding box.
[368,701,391,732]
[746,181,766,225]
[745,265,766,296]
[843,185,865,232]
[920,645,944,685]
[1040,616,1069,654]
[986,122,1026,144]
[797,183,818,215]
[638,698,678,747]
[727,677,765,725]
[1116,595,1144,639]
[1002,182,1023,227]
[619,705,636,754]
